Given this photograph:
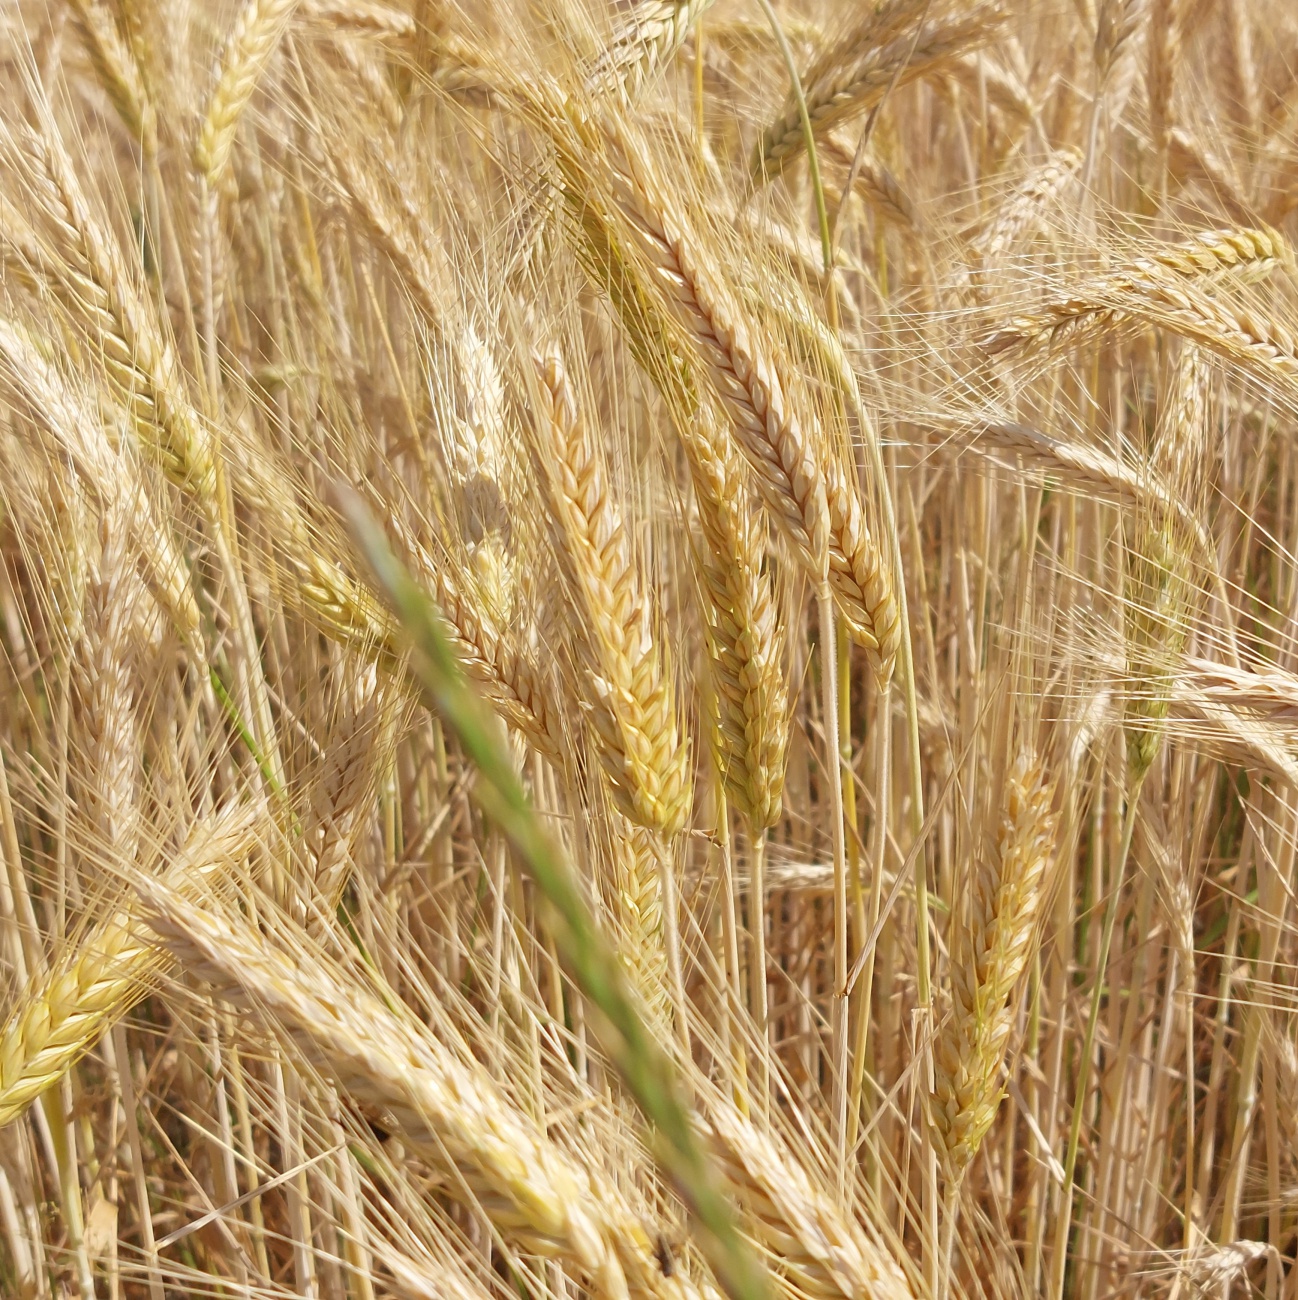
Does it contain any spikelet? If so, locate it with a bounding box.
[532,343,691,836]
[0,807,261,1129]
[195,0,303,184]
[754,0,1007,179]
[137,882,712,1300]
[931,757,1056,1179]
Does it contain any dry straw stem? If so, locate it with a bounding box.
[982,225,1293,358]
[588,0,718,100]
[930,757,1056,1180]
[754,0,1008,179]
[581,124,897,673]
[703,1101,914,1300]
[137,883,714,1300]
[195,0,303,184]
[686,407,789,831]
[533,343,691,836]
[0,805,261,1129]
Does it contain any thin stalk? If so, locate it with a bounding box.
[715,789,750,1113]
[1049,780,1144,1300]
[748,826,771,1118]
[111,1026,164,1300]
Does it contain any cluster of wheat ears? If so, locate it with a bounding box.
[5,0,1298,1297]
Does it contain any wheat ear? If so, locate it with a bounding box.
[137,884,712,1300]
[983,225,1292,357]
[588,0,716,99]
[1123,346,1208,779]
[66,0,157,153]
[754,1,1007,179]
[704,1101,914,1300]
[0,806,261,1129]
[931,757,1056,1180]
[195,0,303,184]
[2,117,218,501]
[533,344,691,836]
[0,319,200,637]
[685,407,788,832]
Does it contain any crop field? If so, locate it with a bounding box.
[1,1,1297,1297]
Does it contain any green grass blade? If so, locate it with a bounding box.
[339,489,769,1300]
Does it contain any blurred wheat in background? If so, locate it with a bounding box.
[4,0,1298,1296]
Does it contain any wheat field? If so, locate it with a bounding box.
[1,0,1296,1296]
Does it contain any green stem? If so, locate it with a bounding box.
[343,492,770,1300]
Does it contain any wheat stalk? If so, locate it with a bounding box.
[931,757,1056,1180]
